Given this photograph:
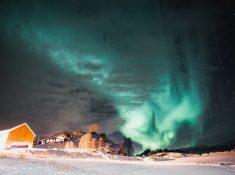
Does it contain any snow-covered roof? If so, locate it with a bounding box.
[41,133,70,141]
[0,123,36,137]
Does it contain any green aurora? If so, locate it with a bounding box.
[1,1,210,149]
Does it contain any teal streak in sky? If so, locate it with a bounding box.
[119,76,202,149]
[2,11,206,150]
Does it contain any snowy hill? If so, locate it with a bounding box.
[0,149,234,175]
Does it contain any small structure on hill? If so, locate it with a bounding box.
[0,123,36,149]
[53,132,70,143]
[40,132,70,145]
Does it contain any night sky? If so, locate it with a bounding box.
[0,0,234,150]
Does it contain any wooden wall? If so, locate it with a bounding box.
[6,124,35,146]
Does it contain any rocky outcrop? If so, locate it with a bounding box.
[78,132,98,150]
[78,132,133,155]
[36,129,134,156]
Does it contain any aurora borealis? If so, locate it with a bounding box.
[0,0,234,150]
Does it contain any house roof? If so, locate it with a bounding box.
[53,133,70,140]
[0,123,36,137]
[41,133,70,141]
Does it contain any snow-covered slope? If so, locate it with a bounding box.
[0,157,234,175]
[0,149,234,175]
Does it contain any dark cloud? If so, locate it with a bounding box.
[0,28,120,135]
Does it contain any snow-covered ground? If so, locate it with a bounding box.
[0,149,234,175]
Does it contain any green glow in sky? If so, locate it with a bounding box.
[119,76,202,149]
[2,10,206,149]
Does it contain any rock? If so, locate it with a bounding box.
[78,132,119,154]
[78,133,98,150]
[65,141,76,149]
